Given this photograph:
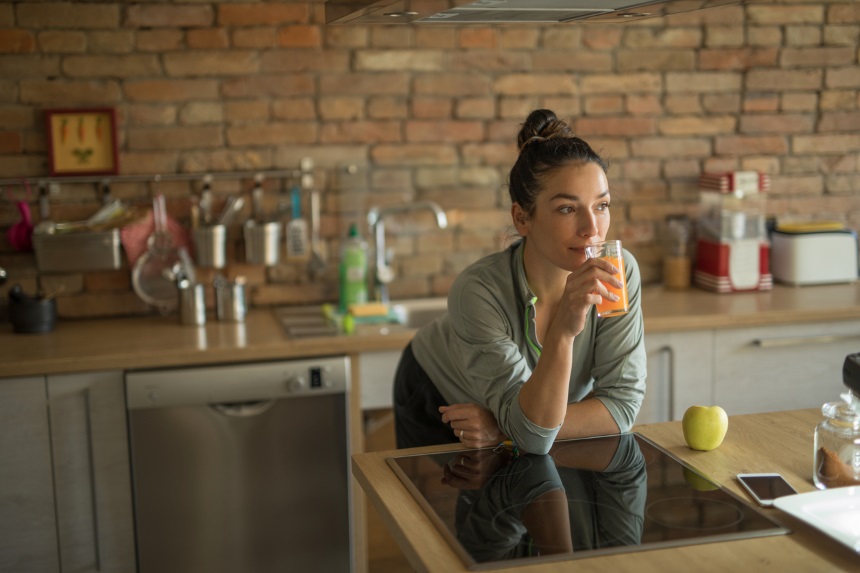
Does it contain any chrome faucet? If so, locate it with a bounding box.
[367,201,448,304]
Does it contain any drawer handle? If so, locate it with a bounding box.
[752,333,860,349]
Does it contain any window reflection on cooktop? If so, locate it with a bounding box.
[386,433,789,570]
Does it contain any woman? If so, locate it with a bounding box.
[393,109,646,455]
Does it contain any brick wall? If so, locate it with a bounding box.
[0,0,858,319]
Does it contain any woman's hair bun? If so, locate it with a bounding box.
[516,109,575,152]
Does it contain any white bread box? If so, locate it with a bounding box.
[771,223,858,286]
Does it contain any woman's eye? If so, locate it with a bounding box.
[558,206,574,214]
[596,202,610,212]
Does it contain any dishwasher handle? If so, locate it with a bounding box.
[212,399,276,417]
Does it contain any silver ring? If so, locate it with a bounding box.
[459,430,464,439]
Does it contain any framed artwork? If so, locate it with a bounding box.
[45,107,119,176]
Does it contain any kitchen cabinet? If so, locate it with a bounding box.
[0,376,60,573]
[47,371,136,573]
[358,349,404,410]
[0,371,135,573]
[713,320,860,415]
[640,329,714,424]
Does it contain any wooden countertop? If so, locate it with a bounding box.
[352,408,859,573]
[1,282,859,377]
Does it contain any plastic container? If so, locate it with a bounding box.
[9,296,57,334]
[663,215,691,290]
[339,223,368,313]
[813,399,860,489]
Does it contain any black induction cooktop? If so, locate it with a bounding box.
[387,433,789,570]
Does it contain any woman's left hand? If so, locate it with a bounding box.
[439,403,505,449]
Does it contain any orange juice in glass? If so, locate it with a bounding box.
[585,240,629,318]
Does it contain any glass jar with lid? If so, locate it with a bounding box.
[813,398,860,490]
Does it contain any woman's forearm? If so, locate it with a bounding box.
[516,335,574,428]
[557,399,620,439]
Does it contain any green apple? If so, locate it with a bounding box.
[682,405,728,451]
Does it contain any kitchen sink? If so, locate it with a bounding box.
[274,297,448,338]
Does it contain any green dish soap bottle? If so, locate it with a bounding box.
[339,223,368,313]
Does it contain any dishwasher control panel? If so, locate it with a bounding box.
[125,356,350,410]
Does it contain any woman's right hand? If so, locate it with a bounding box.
[553,256,621,337]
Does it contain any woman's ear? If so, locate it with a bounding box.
[511,203,529,235]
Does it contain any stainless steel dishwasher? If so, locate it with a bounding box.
[125,357,352,573]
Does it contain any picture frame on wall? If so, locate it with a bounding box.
[45,107,119,176]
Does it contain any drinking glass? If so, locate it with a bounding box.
[585,240,629,318]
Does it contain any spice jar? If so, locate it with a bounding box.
[663,215,691,289]
[813,398,860,490]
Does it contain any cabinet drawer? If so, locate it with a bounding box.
[713,320,860,415]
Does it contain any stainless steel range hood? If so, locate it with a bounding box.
[325,0,747,25]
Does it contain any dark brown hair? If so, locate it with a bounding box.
[508,109,608,216]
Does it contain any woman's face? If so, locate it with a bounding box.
[513,161,611,272]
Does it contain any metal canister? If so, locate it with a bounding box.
[178,281,206,326]
[215,279,247,323]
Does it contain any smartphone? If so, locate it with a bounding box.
[736,473,798,507]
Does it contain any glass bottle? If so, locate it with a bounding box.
[813,398,860,490]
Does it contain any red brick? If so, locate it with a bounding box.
[577,117,656,137]
[451,51,531,73]
[271,98,316,120]
[660,116,736,135]
[124,80,219,102]
[164,50,258,76]
[320,121,401,144]
[746,69,822,91]
[583,27,622,50]
[187,28,229,49]
[20,79,121,104]
[63,55,161,78]
[782,93,818,112]
[228,122,316,146]
[542,28,582,50]
[37,30,86,53]
[705,26,745,47]
[495,74,577,96]
[0,29,35,53]
[584,95,623,115]
[617,49,695,71]
[631,137,711,158]
[128,126,224,150]
[624,28,702,49]
[748,5,825,25]
[225,101,270,123]
[818,112,860,133]
[233,27,277,49]
[325,26,369,49]
[583,73,662,94]
[84,270,131,293]
[321,73,409,96]
[741,114,814,134]
[319,97,364,120]
[125,5,213,28]
[820,90,856,111]
[218,3,307,26]
[406,120,484,143]
[368,97,408,119]
[371,144,459,166]
[0,107,36,129]
[125,104,177,127]
[411,97,453,119]
[222,74,313,98]
[370,27,414,49]
[627,94,662,115]
[261,49,349,73]
[277,25,322,48]
[136,30,184,52]
[532,51,612,73]
[666,72,741,92]
[785,26,821,47]
[714,135,789,155]
[459,28,497,49]
[698,48,778,70]
[498,28,539,50]
[827,67,860,89]
[0,132,22,154]
[18,3,119,28]
[829,4,860,24]
[0,5,12,27]
[781,47,855,68]
[742,94,779,112]
[456,97,496,120]
[356,49,444,71]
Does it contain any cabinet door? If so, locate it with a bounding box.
[358,350,403,410]
[641,330,714,424]
[47,371,135,573]
[0,376,60,573]
[713,320,860,416]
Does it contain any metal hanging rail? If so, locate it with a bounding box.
[0,169,305,188]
